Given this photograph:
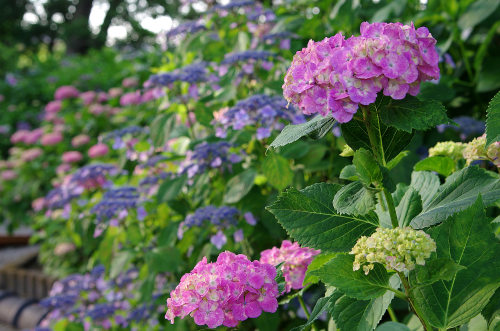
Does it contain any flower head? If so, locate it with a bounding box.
[283,22,439,123]
[55,86,79,100]
[428,141,466,161]
[350,227,436,274]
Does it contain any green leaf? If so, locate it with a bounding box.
[110,251,134,278]
[331,275,399,331]
[262,153,294,190]
[146,246,182,273]
[414,156,455,177]
[410,171,440,209]
[458,0,500,30]
[278,140,311,159]
[333,181,376,216]
[482,288,500,327]
[410,166,500,228]
[341,115,414,163]
[340,164,359,181]
[486,90,500,147]
[266,183,377,252]
[412,258,466,286]
[304,253,337,285]
[386,151,410,170]
[410,198,500,328]
[313,254,391,299]
[353,148,382,185]
[379,96,450,133]
[291,289,343,331]
[156,175,187,203]
[150,113,177,148]
[223,169,257,203]
[395,187,422,227]
[270,115,335,148]
[375,322,410,331]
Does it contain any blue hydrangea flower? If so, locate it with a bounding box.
[147,62,208,86]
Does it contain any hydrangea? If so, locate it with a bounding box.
[54,85,79,100]
[90,186,139,221]
[437,116,485,140]
[283,22,440,123]
[178,206,254,249]
[463,134,500,167]
[178,142,243,178]
[260,240,320,292]
[428,141,466,161]
[166,21,206,39]
[213,0,255,11]
[165,251,279,328]
[219,51,275,75]
[147,62,209,86]
[213,94,305,139]
[102,126,146,149]
[350,227,436,275]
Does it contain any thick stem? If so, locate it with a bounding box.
[361,105,385,166]
[387,305,398,322]
[397,272,433,331]
[382,188,399,228]
[298,295,310,319]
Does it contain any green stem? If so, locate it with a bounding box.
[397,272,433,331]
[387,305,398,322]
[298,295,310,319]
[382,188,399,228]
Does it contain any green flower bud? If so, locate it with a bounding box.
[429,141,466,161]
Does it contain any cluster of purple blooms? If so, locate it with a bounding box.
[213,0,255,11]
[166,20,206,39]
[221,50,274,65]
[213,94,306,139]
[165,251,279,328]
[38,265,163,330]
[283,22,440,123]
[437,116,485,140]
[147,62,209,86]
[178,142,242,178]
[90,186,139,222]
[178,206,256,249]
[102,126,146,150]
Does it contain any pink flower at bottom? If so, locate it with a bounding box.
[260,240,320,292]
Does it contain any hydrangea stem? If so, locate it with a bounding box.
[298,295,310,319]
[382,188,399,228]
[387,305,398,322]
[397,271,433,331]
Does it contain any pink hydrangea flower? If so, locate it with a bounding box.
[120,91,141,106]
[165,251,279,329]
[108,87,123,98]
[21,148,43,162]
[79,91,96,105]
[54,86,79,100]
[88,143,109,158]
[62,151,83,163]
[10,130,30,144]
[45,100,62,114]
[71,134,91,147]
[24,128,44,145]
[32,197,46,211]
[122,77,139,88]
[1,170,17,181]
[41,132,63,146]
[260,240,320,292]
[283,22,439,123]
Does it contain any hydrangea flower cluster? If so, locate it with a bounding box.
[428,141,466,161]
[463,134,500,167]
[102,125,146,150]
[147,62,209,86]
[178,206,255,249]
[39,265,164,330]
[165,251,279,328]
[437,116,485,140]
[213,0,255,11]
[178,142,242,178]
[283,22,440,123]
[166,21,206,39]
[260,240,320,292]
[350,227,436,275]
[90,186,139,221]
[213,94,305,139]
[220,51,275,74]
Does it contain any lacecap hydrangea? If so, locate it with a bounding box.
[260,240,320,292]
[463,134,500,167]
[283,22,440,123]
[165,251,279,328]
[350,227,436,275]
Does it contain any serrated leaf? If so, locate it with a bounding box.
[379,96,450,133]
[291,290,343,331]
[341,113,414,163]
[266,183,377,252]
[486,90,500,147]
[386,150,410,170]
[150,113,177,148]
[412,258,466,286]
[269,115,335,148]
[156,175,187,203]
[410,198,500,328]
[396,187,422,227]
[223,169,257,204]
[331,275,399,331]
[410,166,500,228]
[354,148,382,185]
[304,253,337,285]
[313,254,391,299]
[340,164,359,181]
[458,0,500,30]
[375,322,410,331]
[333,181,376,216]
[482,288,500,327]
[410,171,440,209]
[414,156,455,177]
[262,153,293,190]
